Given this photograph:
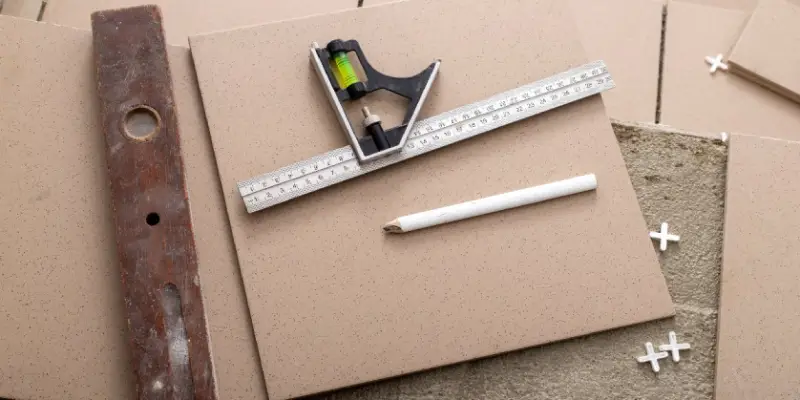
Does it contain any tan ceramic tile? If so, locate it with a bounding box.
[0,17,265,400]
[361,0,663,123]
[729,0,800,104]
[0,0,41,18]
[361,0,390,4]
[679,0,800,10]
[570,0,663,122]
[660,1,800,140]
[667,0,758,9]
[671,0,759,10]
[361,0,402,4]
[189,0,674,398]
[717,134,800,399]
[42,0,355,46]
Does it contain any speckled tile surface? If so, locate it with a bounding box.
[670,0,759,10]
[728,0,800,104]
[189,0,674,398]
[716,134,800,400]
[570,0,663,123]
[0,17,132,400]
[361,0,664,124]
[41,0,356,46]
[0,0,41,19]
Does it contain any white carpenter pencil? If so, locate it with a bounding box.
[382,174,597,233]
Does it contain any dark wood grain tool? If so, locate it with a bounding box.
[91,6,218,400]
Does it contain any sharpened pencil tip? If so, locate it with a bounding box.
[382,220,402,233]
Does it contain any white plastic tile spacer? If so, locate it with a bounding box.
[705,54,729,74]
[650,222,680,251]
[636,342,669,373]
[659,331,691,362]
[720,132,729,142]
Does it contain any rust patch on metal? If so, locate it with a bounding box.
[91,6,218,400]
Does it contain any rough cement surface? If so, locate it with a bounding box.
[309,122,728,399]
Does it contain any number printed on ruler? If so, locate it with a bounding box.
[241,149,361,203]
[239,60,615,213]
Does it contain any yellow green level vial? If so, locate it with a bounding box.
[332,52,360,89]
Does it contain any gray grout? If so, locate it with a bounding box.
[655,3,668,124]
[35,0,47,21]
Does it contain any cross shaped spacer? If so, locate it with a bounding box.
[650,222,680,251]
[636,342,668,373]
[705,54,729,74]
[659,331,691,362]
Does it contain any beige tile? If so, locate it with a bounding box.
[361,0,400,5]
[0,17,265,400]
[570,0,663,122]
[42,0,355,46]
[671,0,758,10]
[361,0,663,123]
[729,0,800,104]
[0,0,41,18]
[660,1,800,140]
[679,0,800,10]
[717,134,800,399]
[189,0,674,398]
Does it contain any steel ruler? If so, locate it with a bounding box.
[239,60,614,213]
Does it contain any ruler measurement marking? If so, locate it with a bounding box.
[239,61,613,213]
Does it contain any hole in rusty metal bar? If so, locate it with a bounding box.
[162,283,194,399]
[123,105,160,141]
[146,212,160,226]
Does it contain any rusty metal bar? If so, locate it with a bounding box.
[91,6,217,399]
